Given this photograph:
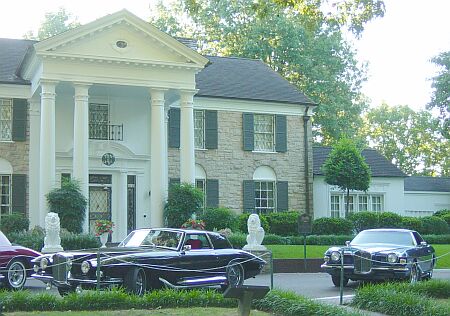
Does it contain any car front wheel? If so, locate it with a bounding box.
[331,274,349,287]
[410,262,420,283]
[225,261,244,288]
[124,267,147,295]
[6,260,27,290]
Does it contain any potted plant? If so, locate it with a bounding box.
[94,219,114,247]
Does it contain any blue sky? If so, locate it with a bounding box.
[1,0,448,111]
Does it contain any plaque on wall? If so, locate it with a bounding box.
[102,153,115,166]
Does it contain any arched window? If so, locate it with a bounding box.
[253,166,277,214]
[0,158,13,217]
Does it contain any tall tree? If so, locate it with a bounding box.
[151,0,369,144]
[427,51,450,139]
[322,138,371,214]
[24,7,80,40]
[363,103,449,176]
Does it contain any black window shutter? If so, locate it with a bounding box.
[205,110,218,149]
[12,99,27,141]
[206,179,219,207]
[243,113,254,151]
[275,115,287,152]
[168,108,180,148]
[243,180,255,212]
[12,174,27,214]
[277,181,289,212]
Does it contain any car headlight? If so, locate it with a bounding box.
[81,261,91,274]
[387,253,398,263]
[40,258,48,270]
[324,255,330,263]
[33,264,39,272]
[331,251,341,262]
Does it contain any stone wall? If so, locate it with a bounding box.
[168,110,313,214]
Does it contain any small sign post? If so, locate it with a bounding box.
[298,214,312,271]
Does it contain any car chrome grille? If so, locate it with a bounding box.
[354,251,372,273]
[52,254,68,283]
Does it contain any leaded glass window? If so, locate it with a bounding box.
[0,99,12,141]
[254,114,275,152]
[89,103,109,140]
[195,178,206,209]
[194,110,205,149]
[255,181,275,213]
[0,175,11,217]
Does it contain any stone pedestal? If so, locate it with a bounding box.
[246,249,272,275]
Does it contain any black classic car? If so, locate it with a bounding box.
[32,228,266,295]
[0,230,41,290]
[321,229,436,286]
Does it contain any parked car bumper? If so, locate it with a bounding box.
[31,273,123,287]
[321,263,410,280]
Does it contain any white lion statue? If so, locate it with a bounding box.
[41,212,64,253]
[243,213,266,251]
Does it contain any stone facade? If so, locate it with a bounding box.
[168,109,313,214]
[0,101,30,215]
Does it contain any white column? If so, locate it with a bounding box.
[117,171,128,240]
[28,98,40,228]
[150,89,167,227]
[179,90,196,184]
[163,104,170,199]
[72,83,91,233]
[39,81,57,226]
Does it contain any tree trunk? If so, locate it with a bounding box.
[346,188,350,217]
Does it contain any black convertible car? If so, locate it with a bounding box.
[321,229,436,286]
[32,228,266,295]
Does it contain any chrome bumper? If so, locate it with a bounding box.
[32,273,122,286]
[321,263,409,272]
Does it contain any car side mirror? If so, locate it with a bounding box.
[420,241,427,246]
[183,245,191,251]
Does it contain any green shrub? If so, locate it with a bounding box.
[433,209,450,217]
[401,216,424,232]
[0,213,29,234]
[263,233,286,245]
[348,211,379,232]
[265,211,300,236]
[46,179,87,233]
[422,234,450,244]
[312,217,353,235]
[237,213,269,233]
[420,216,449,235]
[60,230,100,250]
[306,235,353,246]
[377,211,403,228]
[164,183,203,228]
[199,207,237,231]
[7,226,45,250]
[439,213,450,227]
[227,232,246,248]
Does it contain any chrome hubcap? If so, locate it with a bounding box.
[9,262,25,287]
[136,271,145,294]
[228,265,242,286]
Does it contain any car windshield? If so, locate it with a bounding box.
[0,230,11,246]
[119,229,183,250]
[351,231,415,246]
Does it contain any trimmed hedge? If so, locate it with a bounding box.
[265,211,300,236]
[7,228,100,251]
[352,280,450,316]
[0,213,29,234]
[0,288,357,315]
[312,217,353,235]
[421,216,449,235]
[198,207,238,231]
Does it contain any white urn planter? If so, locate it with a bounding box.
[99,233,109,248]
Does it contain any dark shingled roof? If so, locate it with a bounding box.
[197,56,313,105]
[313,146,406,178]
[0,38,36,84]
[0,39,313,105]
[405,176,450,192]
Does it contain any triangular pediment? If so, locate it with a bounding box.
[33,9,208,67]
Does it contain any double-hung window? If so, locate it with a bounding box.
[372,195,383,212]
[0,99,13,141]
[0,175,11,217]
[358,195,369,211]
[194,110,205,149]
[254,114,275,152]
[254,181,276,214]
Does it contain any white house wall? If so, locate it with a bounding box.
[404,192,450,216]
[313,176,405,218]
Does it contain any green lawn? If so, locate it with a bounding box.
[267,244,450,268]
[5,308,270,316]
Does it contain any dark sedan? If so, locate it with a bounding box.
[32,228,266,295]
[321,228,436,286]
[0,230,41,290]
